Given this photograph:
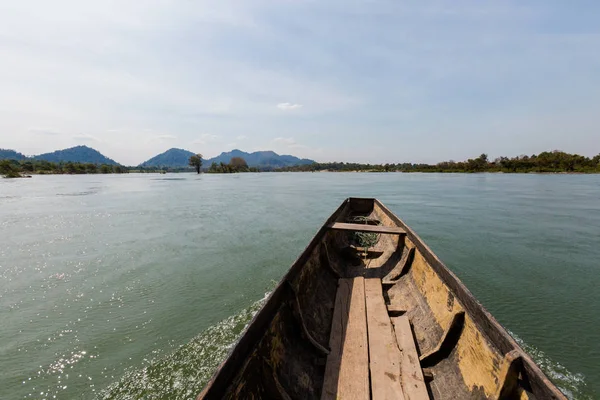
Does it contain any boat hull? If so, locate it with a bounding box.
[198,198,566,400]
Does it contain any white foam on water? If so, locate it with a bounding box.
[509,331,593,400]
[98,292,269,400]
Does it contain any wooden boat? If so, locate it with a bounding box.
[199,198,566,400]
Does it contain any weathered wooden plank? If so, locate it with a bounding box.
[386,304,406,316]
[422,369,434,382]
[364,278,406,400]
[287,282,330,355]
[383,246,416,283]
[328,222,406,235]
[419,311,465,367]
[493,350,523,400]
[321,278,369,400]
[391,315,430,400]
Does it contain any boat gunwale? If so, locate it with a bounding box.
[373,198,566,399]
[197,199,351,399]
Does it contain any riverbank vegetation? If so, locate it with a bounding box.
[278,151,600,173]
[2,150,599,177]
[206,157,259,173]
[1,159,129,177]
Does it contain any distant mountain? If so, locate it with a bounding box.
[1,145,314,168]
[138,148,315,169]
[0,149,27,160]
[33,145,119,165]
[204,149,315,168]
[139,148,196,168]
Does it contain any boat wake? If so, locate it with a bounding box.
[98,293,269,400]
[508,331,593,400]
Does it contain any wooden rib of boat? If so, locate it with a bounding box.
[198,198,566,400]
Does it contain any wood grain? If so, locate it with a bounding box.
[364,278,406,400]
[321,278,369,400]
[391,315,429,400]
[328,222,406,235]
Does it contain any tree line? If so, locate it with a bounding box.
[1,154,258,177]
[277,151,600,173]
[188,154,259,174]
[206,157,259,173]
[0,159,129,177]
[3,150,599,178]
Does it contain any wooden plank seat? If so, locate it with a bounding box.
[391,315,429,400]
[322,277,370,400]
[327,222,407,235]
[322,277,429,400]
[364,278,405,400]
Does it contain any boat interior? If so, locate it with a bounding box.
[199,198,565,400]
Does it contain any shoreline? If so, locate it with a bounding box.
[4,170,600,178]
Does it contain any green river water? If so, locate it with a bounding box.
[1,173,599,399]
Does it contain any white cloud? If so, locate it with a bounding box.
[155,134,177,140]
[1,1,598,164]
[272,136,309,150]
[72,133,100,142]
[144,133,178,145]
[191,133,221,145]
[106,128,138,133]
[29,128,61,136]
[274,137,297,145]
[277,102,303,110]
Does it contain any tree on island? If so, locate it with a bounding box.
[230,157,248,171]
[207,157,255,173]
[189,154,203,174]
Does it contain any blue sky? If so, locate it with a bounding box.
[1,1,599,165]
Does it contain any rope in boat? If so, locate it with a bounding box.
[349,216,381,248]
[349,216,381,268]
[324,216,381,272]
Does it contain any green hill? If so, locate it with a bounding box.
[34,145,118,165]
[139,148,315,169]
[204,149,315,168]
[0,149,27,160]
[139,148,196,168]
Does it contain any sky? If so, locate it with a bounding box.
[1,1,599,165]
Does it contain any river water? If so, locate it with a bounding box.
[1,173,599,399]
